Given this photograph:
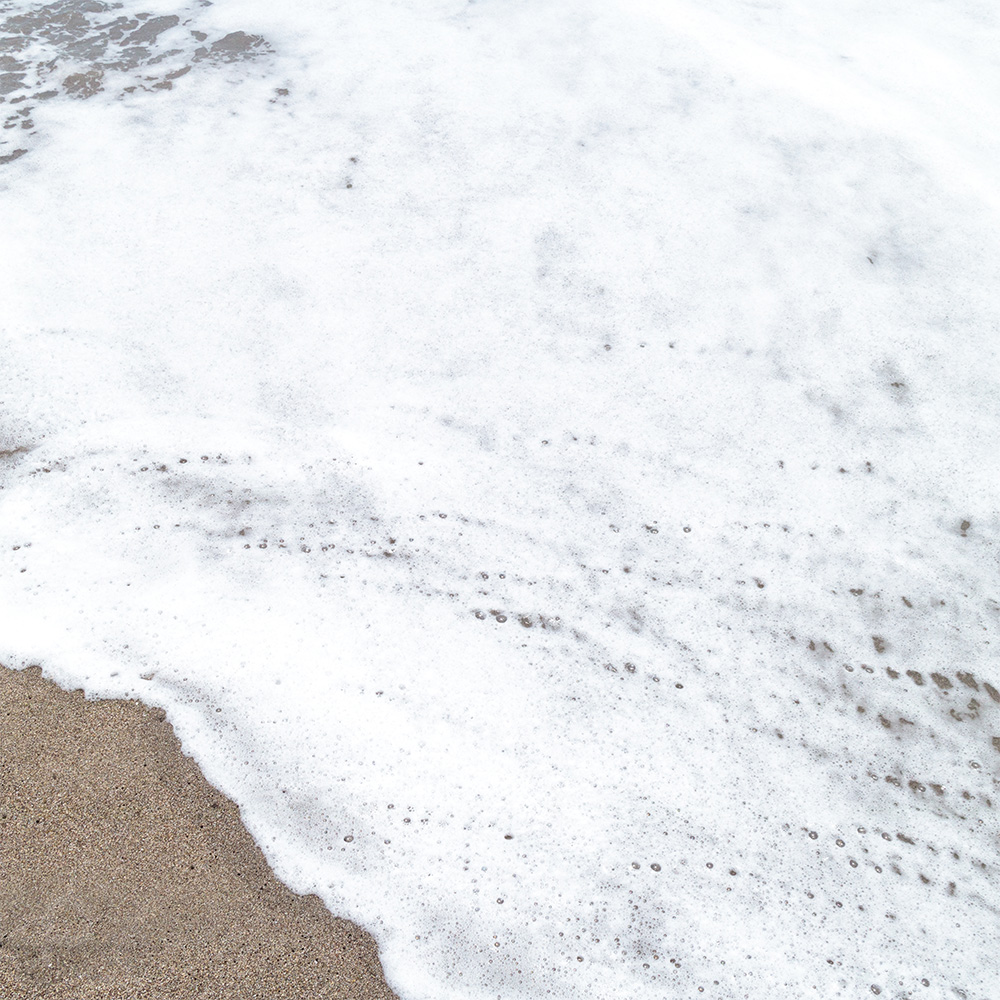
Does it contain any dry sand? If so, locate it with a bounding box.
[0,664,399,999]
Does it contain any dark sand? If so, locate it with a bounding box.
[0,665,399,999]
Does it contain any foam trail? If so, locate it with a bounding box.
[1,0,999,998]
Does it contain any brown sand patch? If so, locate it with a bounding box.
[0,664,398,1000]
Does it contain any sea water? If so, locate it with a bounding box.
[1,0,998,997]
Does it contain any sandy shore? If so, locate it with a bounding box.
[0,664,398,999]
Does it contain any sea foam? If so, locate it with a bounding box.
[1,0,998,997]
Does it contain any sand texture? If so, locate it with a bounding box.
[0,665,398,1000]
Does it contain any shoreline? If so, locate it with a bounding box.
[0,664,398,999]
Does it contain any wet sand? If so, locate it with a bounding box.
[0,665,398,1000]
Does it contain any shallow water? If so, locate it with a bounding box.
[1,1,998,998]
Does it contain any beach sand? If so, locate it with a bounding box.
[0,664,398,999]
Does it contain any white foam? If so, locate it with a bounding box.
[1,0,998,997]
